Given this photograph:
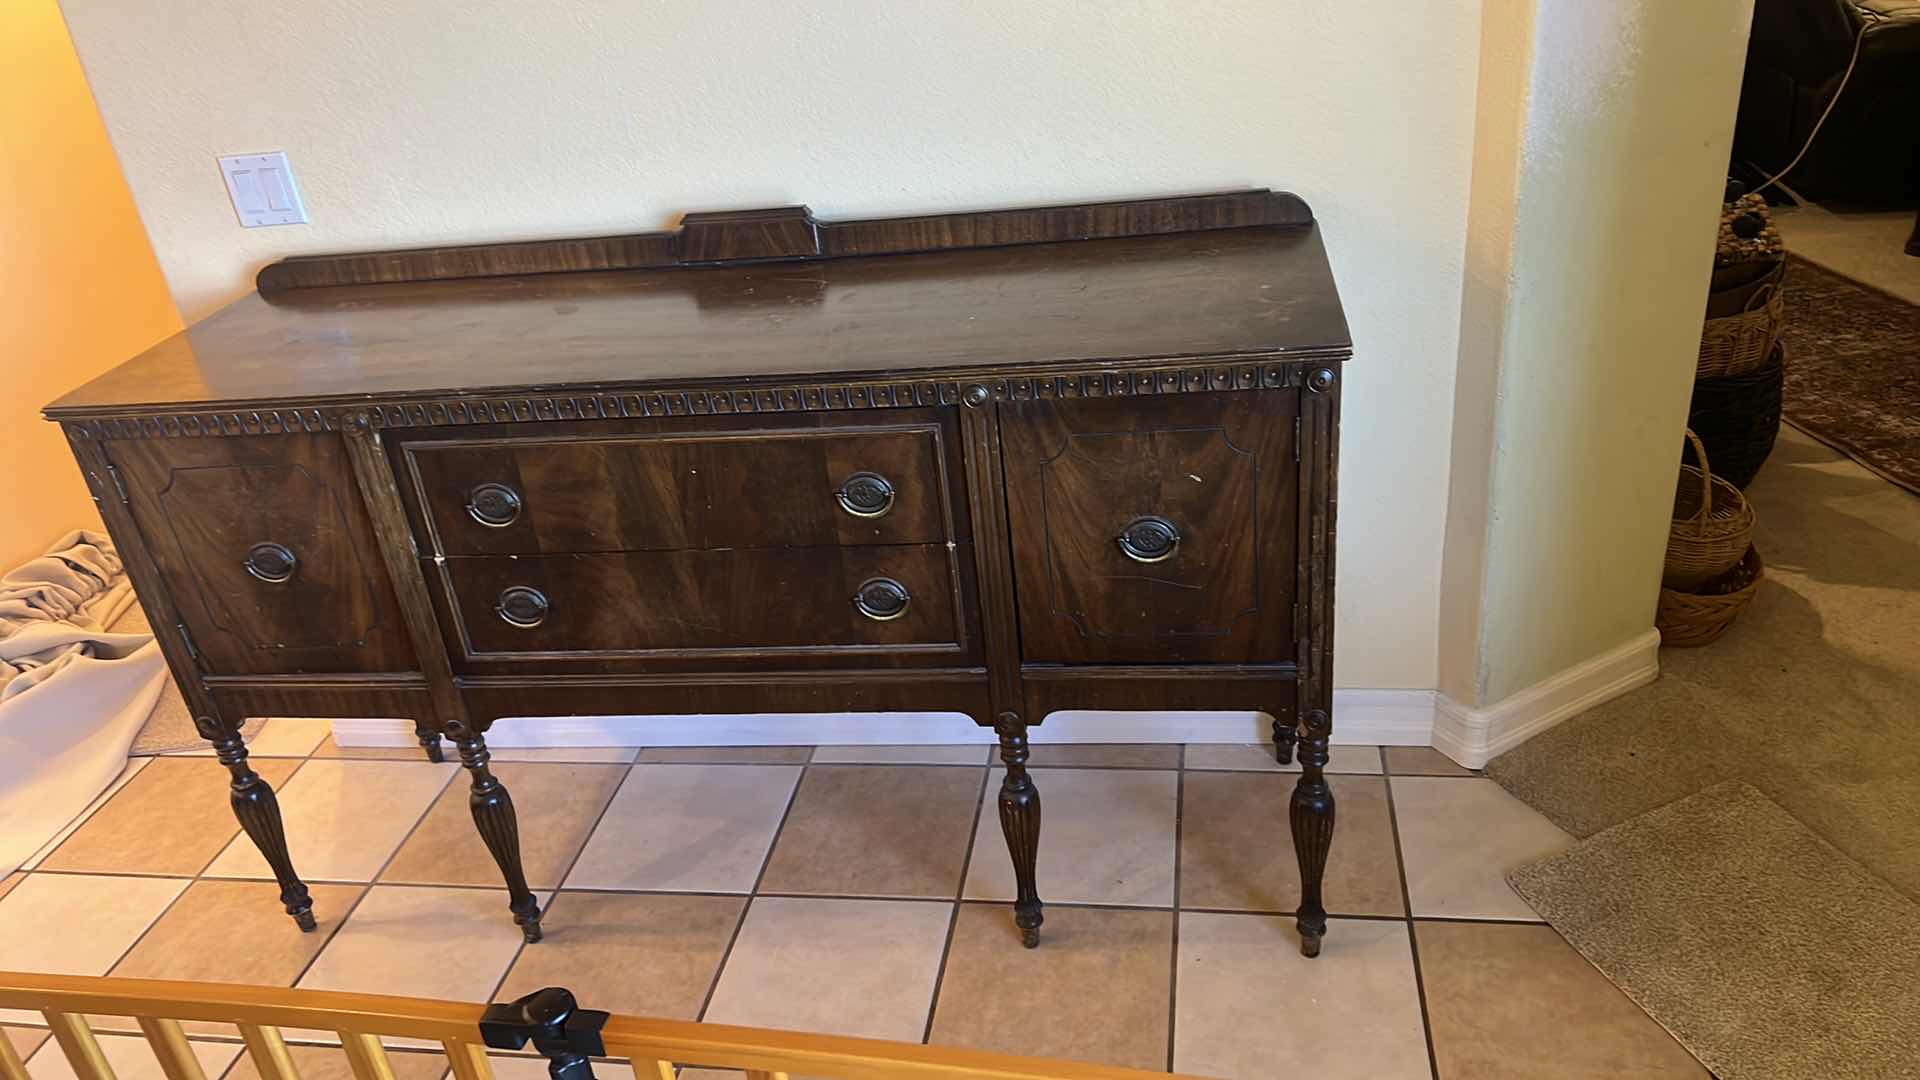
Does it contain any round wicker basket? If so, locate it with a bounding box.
[1688,342,1785,490]
[1698,260,1784,380]
[1658,545,1764,647]
[1665,430,1755,590]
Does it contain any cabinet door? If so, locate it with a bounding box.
[108,435,417,675]
[1000,391,1300,664]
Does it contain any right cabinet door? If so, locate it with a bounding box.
[1000,390,1300,664]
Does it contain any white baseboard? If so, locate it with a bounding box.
[331,687,1439,749]
[1431,629,1661,769]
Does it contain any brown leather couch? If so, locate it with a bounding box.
[1734,0,1920,201]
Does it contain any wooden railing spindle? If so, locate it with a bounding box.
[238,1023,302,1080]
[339,1032,399,1080]
[634,1061,675,1080]
[0,1026,30,1080]
[443,1039,496,1080]
[137,1017,208,1080]
[45,1011,117,1080]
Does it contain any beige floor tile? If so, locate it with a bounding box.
[963,769,1177,907]
[495,892,743,1020]
[635,746,812,764]
[929,903,1171,1070]
[1183,742,1384,774]
[203,760,456,883]
[1174,913,1429,1079]
[20,758,153,870]
[0,875,19,903]
[702,897,951,1041]
[297,885,537,1021]
[246,718,335,757]
[311,734,426,760]
[39,757,302,876]
[224,1044,450,1080]
[1417,920,1708,1079]
[1028,744,1181,769]
[25,1032,240,1080]
[566,764,800,893]
[1181,773,1405,916]
[0,873,187,976]
[484,747,640,763]
[1385,746,1476,776]
[382,764,625,889]
[808,745,990,765]
[758,766,982,898]
[4,1026,48,1062]
[1393,777,1570,920]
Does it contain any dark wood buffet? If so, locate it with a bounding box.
[45,190,1349,957]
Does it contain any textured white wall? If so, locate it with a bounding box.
[1442,0,1755,705]
[60,0,1483,690]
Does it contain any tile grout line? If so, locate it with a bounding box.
[477,756,639,1011]
[918,758,994,1046]
[1381,749,1442,1080]
[1166,743,1186,1075]
[691,753,811,1026]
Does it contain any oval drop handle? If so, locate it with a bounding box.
[835,471,896,519]
[852,577,911,621]
[495,585,550,629]
[1116,516,1181,564]
[466,482,524,527]
[243,542,298,583]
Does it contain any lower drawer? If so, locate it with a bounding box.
[442,546,967,662]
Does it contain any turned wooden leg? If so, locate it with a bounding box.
[199,716,314,931]
[414,719,445,763]
[994,711,1044,948]
[455,733,543,943]
[1290,708,1336,958]
[1272,712,1299,765]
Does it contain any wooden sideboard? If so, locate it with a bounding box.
[45,190,1349,956]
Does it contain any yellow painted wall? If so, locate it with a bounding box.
[0,0,181,570]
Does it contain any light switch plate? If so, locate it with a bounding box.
[217,151,308,227]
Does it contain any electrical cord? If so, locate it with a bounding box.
[1751,19,1869,196]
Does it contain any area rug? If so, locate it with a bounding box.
[1509,782,1920,1080]
[112,602,263,755]
[1779,254,1920,495]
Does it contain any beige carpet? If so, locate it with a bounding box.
[112,601,264,755]
[1509,781,1920,1080]
[1488,427,1920,900]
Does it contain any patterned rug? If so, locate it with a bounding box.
[1780,254,1920,495]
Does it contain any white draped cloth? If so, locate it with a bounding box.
[0,530,165,873]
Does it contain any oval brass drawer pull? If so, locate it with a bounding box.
[467,482,524,527]
[243,542,298,583]
[1117,516,1181,563]
[853,576,911,621]
[495,585,550,629]
[835,471,896,519]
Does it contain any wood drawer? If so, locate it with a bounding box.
[1000,391,1300,664]
[398,413,957,556]
[441,545,967,662]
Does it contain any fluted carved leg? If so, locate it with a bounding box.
[1272,713,1299,765]
[413,719,445,763]
[1290,708,1336,958]
[201,716,314,931]
[994,711,1044,948]
[456,733,543,943]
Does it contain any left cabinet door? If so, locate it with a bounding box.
[107,434,419,675]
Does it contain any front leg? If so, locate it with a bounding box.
[198,715,314,930]
[454,732,543,942]
[1289,708,1336,957]
[993,711,1044,948]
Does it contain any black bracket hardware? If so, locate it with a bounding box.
[480,987,608,1080]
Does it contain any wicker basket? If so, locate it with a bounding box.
[1665,430,1755,589]
[1658,545,1764,647]
[1698,260,1785,380]
[1688,342,1785,490]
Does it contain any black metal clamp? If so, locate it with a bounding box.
[480,987,609,1080]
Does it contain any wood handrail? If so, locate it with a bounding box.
[0,972,1196,1080]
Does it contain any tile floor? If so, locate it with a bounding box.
[0,721,1708,1079]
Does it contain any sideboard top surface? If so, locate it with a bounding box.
[49,210,1349,419]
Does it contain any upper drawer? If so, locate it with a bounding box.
[397,412,957,556]
[1000,391,1300,664]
